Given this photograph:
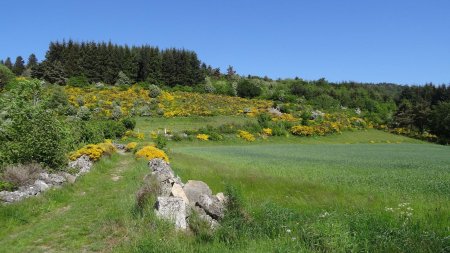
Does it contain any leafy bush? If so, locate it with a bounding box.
[125,142,138,151]
[67,75,90,87]
[237,79,262,98]
[121,117,136,130]
[196,134,209,141]
[101,120,126,139]
[0,64,15,89]
[77,106,92,120]
[135,146,169,162]
[155,134,168,149]
[115,71,131,86]
[238,130,256,141]
[257,112,271,128]
[148,84,161,98]
[0,181,16,191]
[0,107,69,169]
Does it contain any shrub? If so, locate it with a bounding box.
[0,108,68,169]
[262,128,272,136]
[135,146,169,162]
[237,79,262,98]
[155,134,167,149]
[101,120,126,139]
[69,144,105,161]
[125,142,138,151]
[257,112,271,128]
[271,122,288,136]
[115,71,131,86]
[0,64,15,89]
[77,106,92,120]
[0,181,16,191]
[111,105,123,120]
[290,125,315,136]
[121,117,136,130]
[135,175,159,210]
[67,75,90,87]
[237,130,255,142]
[171,133,183,141]
[1,163,43,187]
[98,141,117,156]
[148,84,161,98]
[208,132,224,141]
[196,134,209,141]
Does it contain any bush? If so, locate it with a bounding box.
[121,117,136,130]
[237,79,262,98]
[0,181,16,191]
[115,71,131,86]
[101,120,126,139]
[257,113,271,128]
[0,64,15,89]
[1,163,43,187]
[148,84,161,98]
[67,75,90,87]
[155,134,168,149]
[135,146,169,162]
[171,133,184,141]
[77,106,92,120]
[0,108,69,169]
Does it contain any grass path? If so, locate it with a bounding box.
[0,154,149,253]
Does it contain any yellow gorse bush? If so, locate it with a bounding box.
[238,130,256,142]
[262,128,272,136]
[69,141,117,161]
[135,146,169,162]
[125,142,138,151]
[196,134,209,141]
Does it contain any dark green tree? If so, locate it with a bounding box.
[13,56,25,75]
[4,57,13,70]
[27,54,38,68]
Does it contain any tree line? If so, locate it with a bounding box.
[1,41,206,86]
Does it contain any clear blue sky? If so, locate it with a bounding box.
[1,0,449,85]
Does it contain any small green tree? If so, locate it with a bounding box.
[0,64,14,89]
[237,79,262,98]
[115,71,131,86]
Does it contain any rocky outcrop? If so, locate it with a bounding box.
[142,159,226,230]
[1,155,95,204]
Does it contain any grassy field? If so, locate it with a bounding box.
[0,117,449,252]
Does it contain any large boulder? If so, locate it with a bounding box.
[149,159,171,172]
[197,193,225,220]
[183,180,212,205]
[155,197,187,229]
[34,180,50,192]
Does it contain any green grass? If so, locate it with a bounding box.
[1,116,448,252]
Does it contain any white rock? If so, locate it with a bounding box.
[34,180,49,192]
[183,180,212,205]
[171,183,189,204]
[155,197,187,229]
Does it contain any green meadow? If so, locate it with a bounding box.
[1,117,448,252]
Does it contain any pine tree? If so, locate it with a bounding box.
[4,57,13,70]
[13,56,25,75]
[27,54,38,68]
[115,71,131,86]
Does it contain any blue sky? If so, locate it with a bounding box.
[1,0,449,84]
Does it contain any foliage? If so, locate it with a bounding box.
[67,75,90,87]
[155,134,167,149]
[196,134,209,141]
[0,64,14,89]
[69,141,116,161]
[12,56,25,76]
[237,79,262,98]
[262,128,272,136]
[237,130,256,141]
[125,142,138,151]
[135,146,169,162]
[1,163,43,187]
[115,71,131,86]
[148,84,161,98]
[121,117,136,130]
